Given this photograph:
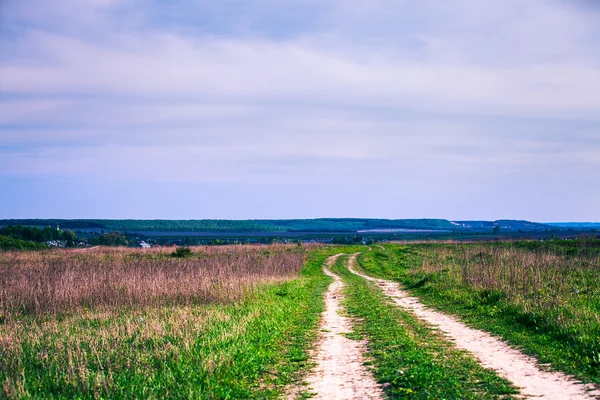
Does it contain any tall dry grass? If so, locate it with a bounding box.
[383,242,600,381]
[0,245,305,318]
[419,244,600,316]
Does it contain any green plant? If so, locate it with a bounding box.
[171,246,193,258]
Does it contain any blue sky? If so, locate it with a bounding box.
[1,0,599,221]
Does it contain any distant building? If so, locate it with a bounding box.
[45,240,66,248]
[138,241,151,249]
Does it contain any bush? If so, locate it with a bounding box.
[171,247,193,258]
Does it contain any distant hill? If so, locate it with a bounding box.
[451,220,552,231]
[258,218,456,232]
[0,219,280,232]
[0,218,455,232]
[0,218,552,233]
[547,222,600,229]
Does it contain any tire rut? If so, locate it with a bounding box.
[298,254,384,400]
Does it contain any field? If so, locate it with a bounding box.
[0,244,341,398]
[359,241,600,384]
[1,240,599,399]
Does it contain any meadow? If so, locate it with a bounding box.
[0,244,345,398]
[2,240,599,399]
[0,245,304,316]
[359,240,600,384]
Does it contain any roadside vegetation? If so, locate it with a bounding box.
[359,241,600,384]
[332,255,517,399]
[0,245,354,398]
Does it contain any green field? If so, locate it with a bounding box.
[359,241,600,384]
[1,240,598,398]
[0,245,344,398]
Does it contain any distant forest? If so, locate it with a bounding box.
[0,218,553,233]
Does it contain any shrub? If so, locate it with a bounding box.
[171,246,193,258]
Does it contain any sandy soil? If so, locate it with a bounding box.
[347,254,600,400]
[300,254,384,400]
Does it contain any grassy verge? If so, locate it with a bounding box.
[358,244,600,385]
[332,255,517,399]
[0,247,354,399]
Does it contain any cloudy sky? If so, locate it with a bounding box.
[1,0,599,221]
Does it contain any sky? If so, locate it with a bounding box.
[1,0,599,221]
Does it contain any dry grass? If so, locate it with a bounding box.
[0,244,306,318]
[418,244,600,324]
[363,243,600,383]
[0,244,330,398]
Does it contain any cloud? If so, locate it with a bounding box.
[1,0,599,219]
[2,28,600,117]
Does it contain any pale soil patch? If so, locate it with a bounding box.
[294,254,384,400]
[347,254,600,400]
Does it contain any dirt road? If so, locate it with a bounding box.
[347,254,600,400]
[302,254,384,400]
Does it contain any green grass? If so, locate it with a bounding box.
[358,244,600,385]
[0,247,361,399]
[332,255,517,399]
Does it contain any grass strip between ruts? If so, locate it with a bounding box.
[332,254,517,399]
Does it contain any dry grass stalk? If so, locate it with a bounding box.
[0,245,306,317]
[420,244,600,314]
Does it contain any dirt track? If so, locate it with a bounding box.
[302,254,384,400]
[347,254,600,400]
